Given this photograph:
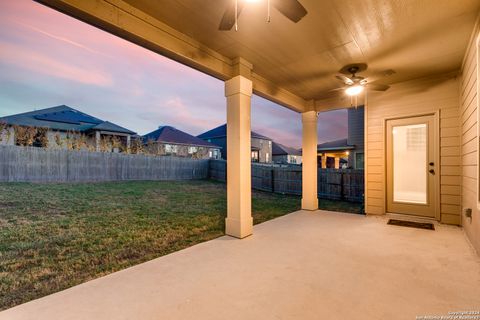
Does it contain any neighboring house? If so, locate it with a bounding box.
[316,106,365,169]
[347,107,364,169]
[143,126,221,159]
[317,138,354,169]
[272,142,302,165]
[0,105,136,152]
[197,124,272,163]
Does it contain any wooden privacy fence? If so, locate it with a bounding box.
[209,160,364,202]
[0,146,364,201]
[0,145,209,183]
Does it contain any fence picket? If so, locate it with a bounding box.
[0,146,364,203]
[209,160,364,203]
[0,145,209,182]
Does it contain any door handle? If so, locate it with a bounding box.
[429,169,435,174]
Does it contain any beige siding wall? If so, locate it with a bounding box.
[365,74,461,225]
[460,22,480,254]
[251,137,272,163]
[144,143,220,159]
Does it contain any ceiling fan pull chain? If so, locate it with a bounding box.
[235,0,238,31]
[267,0,271,22]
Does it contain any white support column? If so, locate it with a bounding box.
[225,75,253,238]
[126,135,131,151]
[95,131,101,152]
[302,111,318,210]
[334,157,340,169]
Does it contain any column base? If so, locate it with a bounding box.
[225,217,253,239]
[301,198,318,211]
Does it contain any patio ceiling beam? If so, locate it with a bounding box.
[36,0,307,113]
[314,96,362,112]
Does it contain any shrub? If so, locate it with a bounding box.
[14,125,37,146]
[130,138,144,154]
[36,127,49,148]
[54,132,63,148]
[0,122,11,143]
[99,136,111,152]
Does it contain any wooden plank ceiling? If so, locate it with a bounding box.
[122,0,480,101]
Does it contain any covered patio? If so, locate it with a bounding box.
[33,0,480,239]
[32,0,479,238]
[3,0,480,316]
[1,210,479,319]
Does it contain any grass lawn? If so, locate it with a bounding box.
[0,180,362,310]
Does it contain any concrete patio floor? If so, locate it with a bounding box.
[2,210,480,320]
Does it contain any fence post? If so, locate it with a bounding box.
[271,167,275,193]
[340,170,345,200]
[224,160,227,182]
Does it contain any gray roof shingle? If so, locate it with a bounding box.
[272,142,301,156]
[197,124,271,140]
[317,138,354,151]
[0,105,136,135]
[143,126,220,148]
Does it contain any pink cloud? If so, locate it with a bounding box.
[136,96,223,135]
[0,0,347,148]
[0,41,113,87]
[11,19,106,57]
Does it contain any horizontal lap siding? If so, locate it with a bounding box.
[366,75,461,224]
[460,22,480,254]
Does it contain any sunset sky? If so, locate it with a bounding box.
[0,0,347,148]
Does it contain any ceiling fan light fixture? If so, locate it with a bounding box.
[345,85,364,96]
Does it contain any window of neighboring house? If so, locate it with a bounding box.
[355,152,365,169]
[209,150,213,158]
[266,152,270,163]
[268,141,272,148]
[251,150,259,162]
[290,155,297,164]
[165,144,177,153]
[213,149,219,159]
[188,146,198,154]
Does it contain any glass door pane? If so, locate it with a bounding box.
[392,123,427,204]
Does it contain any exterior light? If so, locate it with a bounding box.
[346,151,349,155]
[345,85,364,96]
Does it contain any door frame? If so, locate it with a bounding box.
[383,111,440,221]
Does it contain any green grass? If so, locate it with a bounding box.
[0,180,361,310]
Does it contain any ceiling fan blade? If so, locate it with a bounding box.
[335,75,354,85]
[219,0,245,30]
[328,87,346,92]
[272,0,308,23]
[367,83,390,91]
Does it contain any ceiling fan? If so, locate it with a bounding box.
[334,63,393,96]
[219,0,308,31]
[332,63,394,107]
